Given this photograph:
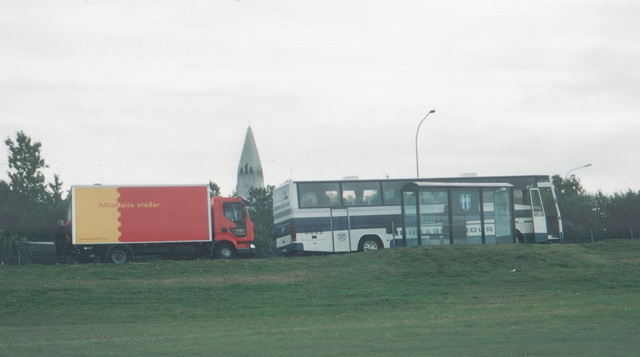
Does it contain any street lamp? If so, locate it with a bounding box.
[415,109,436,177]
[564,163,592,181]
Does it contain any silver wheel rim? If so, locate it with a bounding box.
[363,240,379,251]
[220,247,233,259]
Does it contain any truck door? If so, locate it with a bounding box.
[529,188,548,243]
[331,208,351,252]
[223,202,247,237]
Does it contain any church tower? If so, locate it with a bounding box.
[235,126,264,198]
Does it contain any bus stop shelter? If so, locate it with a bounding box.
[401,182,515,246]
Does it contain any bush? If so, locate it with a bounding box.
[0,230,26,265]
[562,221,593,243]
[254,230,276,257]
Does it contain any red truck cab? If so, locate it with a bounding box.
[211,196,255,259]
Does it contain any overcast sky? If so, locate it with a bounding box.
[1,0,638,195]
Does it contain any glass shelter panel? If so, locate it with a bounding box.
[419,189,449,246]
[483,189,496,244]
[450,188,482,245]
[402,191,419,247]
[494,188,513,243]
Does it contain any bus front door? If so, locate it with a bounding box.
[331,208,351,252]
[529,188,548,243]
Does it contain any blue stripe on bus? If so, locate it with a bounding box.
[274,215,401,238]
[349,214,400,230]
[273,208,293,221]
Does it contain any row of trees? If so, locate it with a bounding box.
[554,175,640,242]
[1,132,68,263]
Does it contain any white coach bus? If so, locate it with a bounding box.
[274,175,563,255]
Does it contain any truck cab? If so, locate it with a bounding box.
[211,196,255,258]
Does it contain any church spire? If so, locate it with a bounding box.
[236,126,264,198]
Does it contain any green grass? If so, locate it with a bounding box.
[2,240,639,356]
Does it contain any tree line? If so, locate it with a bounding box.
[554,175,640,242]
[1,132,67,264]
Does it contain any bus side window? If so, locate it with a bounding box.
[342,182,382,206]
[382,181,405,205]
[298,183,340,208]
[514,190,525,205]
[301,192,318,207]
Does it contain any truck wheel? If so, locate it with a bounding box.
[213,242,236,259]
[359,236,382,252]
[108,247,132,264]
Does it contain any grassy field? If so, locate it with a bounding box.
[1,240,639,356]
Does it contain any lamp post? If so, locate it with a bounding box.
[415,109,436,178]
[564,163,592,181]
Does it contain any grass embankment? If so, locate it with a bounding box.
[1,240,639,356]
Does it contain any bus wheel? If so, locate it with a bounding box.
[516,230,524,243]
[359,236,382,252]
[108,247,132,264]
[213,242,237,259]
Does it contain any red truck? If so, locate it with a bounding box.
[68,185,255,263]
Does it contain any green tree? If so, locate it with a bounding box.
[554,174,640,242]
[208,181,221,196]
[247,185,275,257]
[553,175,601,242]
[0,230,25,265]
[3,131,66,241]
[0,181,11,231]
[5,131,48,201]
[598,190,640,239]
[47,174,65,206]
